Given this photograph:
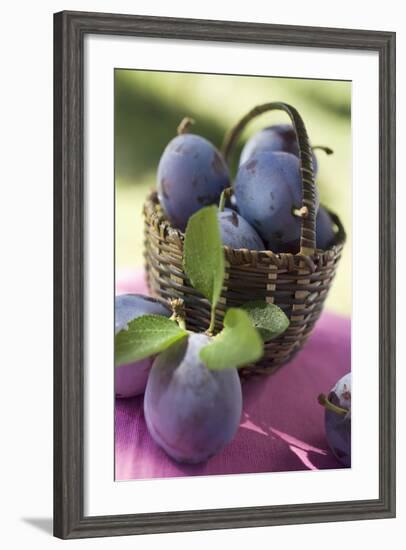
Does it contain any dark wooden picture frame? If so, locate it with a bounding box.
[54,10,396,539]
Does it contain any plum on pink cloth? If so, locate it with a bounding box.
[115,268,351,479]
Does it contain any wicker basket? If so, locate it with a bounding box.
[143,102,346,377]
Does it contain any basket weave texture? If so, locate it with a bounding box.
[143,102,346,377]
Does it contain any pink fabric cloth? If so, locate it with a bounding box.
[115,269,351,480]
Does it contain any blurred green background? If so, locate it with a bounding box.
[115,70,351,316]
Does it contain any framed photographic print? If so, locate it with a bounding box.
[54,10,396,539]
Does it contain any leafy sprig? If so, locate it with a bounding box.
[115,205,290,370]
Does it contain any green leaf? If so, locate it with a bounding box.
[242,301,290,342]
[183,205,225,308]
[199,308,263,371]
[115,315,188,366]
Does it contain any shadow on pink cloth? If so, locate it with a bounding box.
[115,268,351,480]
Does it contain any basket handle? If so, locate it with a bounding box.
[222,102,317,255]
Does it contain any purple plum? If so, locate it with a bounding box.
[234,151,319,252]
[239,124,318,174]
[157,134,230,231]
[316,206,336,250]
[218,208,265,250]
[265,205,336,254]
[319,372,351,467]
[144,333,242,464]
[115,294,171,398]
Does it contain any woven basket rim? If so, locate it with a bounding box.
[144,190,346,269]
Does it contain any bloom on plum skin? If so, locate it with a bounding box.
[239,124,318,174]
[157,134,230,231]
[115,294,171,398]
[234,151,319,252]
[217,208,265,250]
[144,333,243,464]
[319,372,351,467]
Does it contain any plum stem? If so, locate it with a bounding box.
[218,187,233,212]
[207,307,216,335]
[177,117,195,135]
[312,145,334,155]
[169,298,187,330]
[292,205,309,218]
[318,393,348,416]
[177,318,186,330]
